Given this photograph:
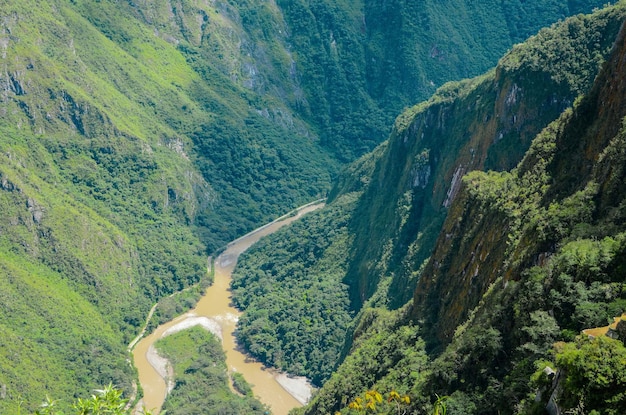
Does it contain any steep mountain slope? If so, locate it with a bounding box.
[0,0,612,412]
[343,6,626,312]
[232,5,626,389]
[0,0,328,412]
[412,13,626,347]
[108,0,608,164]
[277,0,607,160]
[298,10,626,415]
[409,18,626,413]
[66,0,335,252]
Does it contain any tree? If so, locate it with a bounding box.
[555,336,626,415]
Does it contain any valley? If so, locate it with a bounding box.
[133,202,323,415]
[0,1,623,414]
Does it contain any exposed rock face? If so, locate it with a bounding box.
[1,173,18,191]
[412,17,626,349]
[339,6,626,311]
[26,197,44,224]
[616,320,626,346]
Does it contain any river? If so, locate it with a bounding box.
[132,202,324,415]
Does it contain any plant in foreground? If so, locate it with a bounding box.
[33,384,160,415]
[336,390,448,415]
[337,390,411,414]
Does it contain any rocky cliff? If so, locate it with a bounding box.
[340,6,626,312]
[297,6,626,414]
[412,12,626,350]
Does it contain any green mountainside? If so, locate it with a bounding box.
[0,0,614,413]
[0,0,329,411]
[289,7,626,415]
[342,5,625,313]
[276,0,608,160]
[233,5,626,390]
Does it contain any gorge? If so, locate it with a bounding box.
[133,202,323,415]
[0,1,624,415]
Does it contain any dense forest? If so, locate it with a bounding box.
[0,0,618,414]
[234,5,626,397]
[156,327,269,414]
[291,7,626,415]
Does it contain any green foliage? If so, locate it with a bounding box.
[500,4,624,94]
[0,251,134,414]
[189,113,334,252]
[0,0,334,410]
[298,5,626,414]
[555,336,626,414]
[278,0,607,160]
[29,384,154,415]
[232,195,357,385]
[414,96,626,410]
[0,0,619,413]
[146,280,211,334]
[339,3,625,314]
[534,235,626,332]
[231,372,253,397]
[518,311,560,356]
[428,322,507,407]
[0,1,239,412]
[296,307,429,415]
[155,327,268,415]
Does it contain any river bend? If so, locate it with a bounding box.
[132,202,324,414]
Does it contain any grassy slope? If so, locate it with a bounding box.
[0,0,329,412]
[0,1,203,411]
[118,0,336,251]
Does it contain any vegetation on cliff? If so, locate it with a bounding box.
[278,0,607,160]
[0,0,615,413]
[233,7,626,400]
[295,6,626,414]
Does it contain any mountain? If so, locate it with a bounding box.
[0,0,611,413]
[340,5,625,313]
[0,0,330,411]
[287,6,626,415]
[232,4,626,392]
[275,0,608,160]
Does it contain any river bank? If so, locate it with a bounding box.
[131,201,324,414]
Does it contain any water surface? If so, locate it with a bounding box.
[133,203,323,414]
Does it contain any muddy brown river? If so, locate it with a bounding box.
[132,202,324,415]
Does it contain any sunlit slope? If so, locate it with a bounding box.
[0,0,329,411]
